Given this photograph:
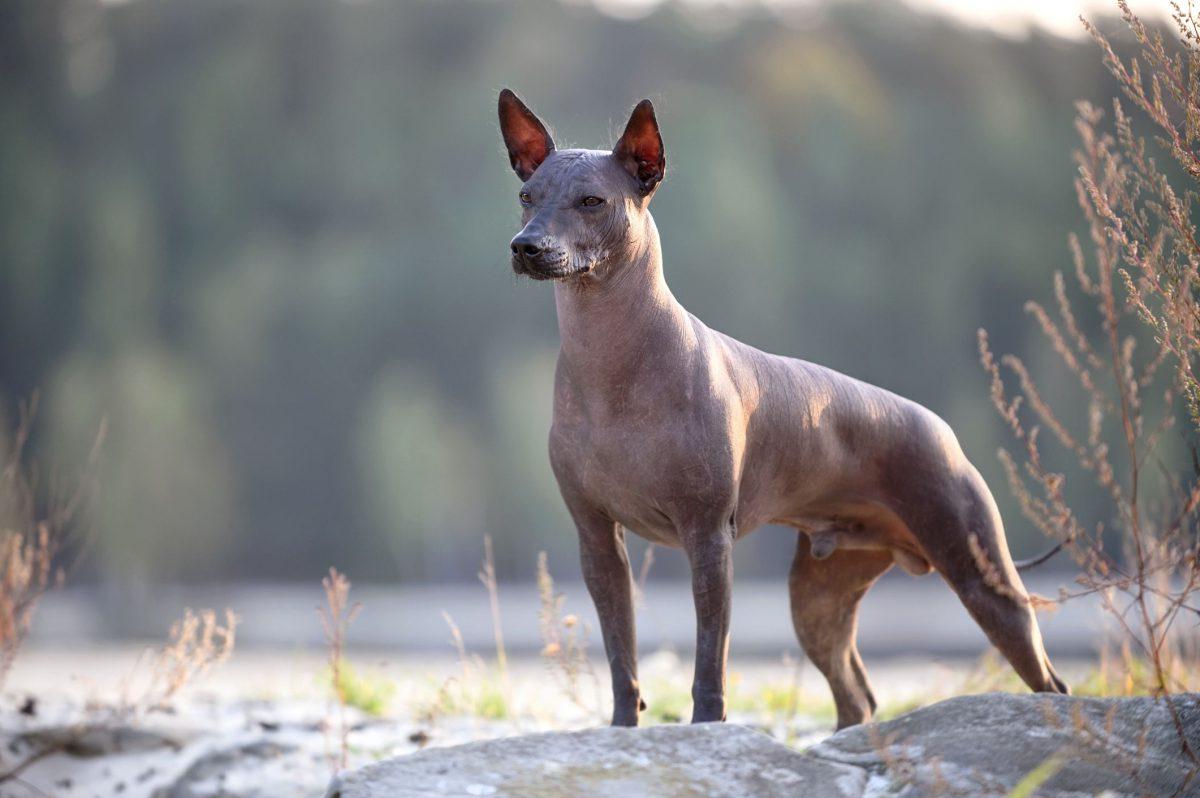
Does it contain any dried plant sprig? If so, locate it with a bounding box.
[0,526,58,685]
[146,607,237,710]
[1082,2,1200,431]
[478,535,508,679]
[0,395,101,689]
[634,543,656,610]
[536,551,599,716]
[968,533,1031,607]
[318,568,361,772]
[980,1,1200,765]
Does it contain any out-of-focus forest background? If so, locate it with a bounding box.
[0,0,1148,588]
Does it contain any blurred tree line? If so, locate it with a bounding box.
[0,0,1134,585]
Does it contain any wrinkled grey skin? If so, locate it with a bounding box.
[497,89,1069,729]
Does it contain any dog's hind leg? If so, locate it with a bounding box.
[905,471,1069,696]
[944,566,1069,695]
[788,533,893,730]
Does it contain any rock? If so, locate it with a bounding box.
[328,693,1200,798]
[19,724,183,757]
[325,723,865,798]
[812,692,1200,797]
[153,740,298,798]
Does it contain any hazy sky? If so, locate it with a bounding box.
[97,0,1180,38]
[903,0,1169,37]
[595,0,1172,38]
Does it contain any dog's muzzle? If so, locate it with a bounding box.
[510,237,589,280]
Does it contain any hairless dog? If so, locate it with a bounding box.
[497,89,1069,730]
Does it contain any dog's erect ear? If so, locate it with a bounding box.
[498,89,555,181]
[613,99,665,194]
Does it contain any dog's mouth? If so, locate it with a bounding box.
[513,259,595,281]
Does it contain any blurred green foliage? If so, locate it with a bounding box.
[0,0,1133,584]
[328,658,395,717]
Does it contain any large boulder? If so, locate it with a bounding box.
[325,723,864,798]
[328,693,1200,798]
[812,692,1200,797]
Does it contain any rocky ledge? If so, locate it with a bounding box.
[327,693,1200,798]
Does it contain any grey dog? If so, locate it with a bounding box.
[498,89,1068,730]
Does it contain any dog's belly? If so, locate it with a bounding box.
[618,517,684,547]
[771,497,933,575]
[732,424,937,575]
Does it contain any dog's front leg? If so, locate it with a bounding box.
[681,518,733,723]
[574,510,642,726]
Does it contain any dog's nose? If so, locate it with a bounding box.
[511,239,542,258]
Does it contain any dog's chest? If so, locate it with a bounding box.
[550,415,672,538]
[550,391,739,543]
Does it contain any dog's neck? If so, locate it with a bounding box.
[553,214,691,394]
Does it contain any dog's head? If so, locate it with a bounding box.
[498,89,665,282]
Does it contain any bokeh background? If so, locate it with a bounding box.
[0,0,1168,627]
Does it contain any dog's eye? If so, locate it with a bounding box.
[519,191,532,205]
[580,196,604,207]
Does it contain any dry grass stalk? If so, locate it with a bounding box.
[115,605,237,722]
[633,543,656,610]
[967,534,1058,613]
[318,567,361,771]
[868,703,1166,798]
[0,395,101,689]
[145,608,237,710]
[1036,698,1172,794]
[443,610,469,668]
[968,533,1030,606]
[1082,3,1200,432]
[980,1,1200,763]
[417,540,523,726]
[2,604,232,788]
[0,527,56,686]
[535,551,599,715]
[417,611,511,724]
[477,534,508,680]
[412,612,469,727]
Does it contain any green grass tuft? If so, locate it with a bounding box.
[329,659,396,717]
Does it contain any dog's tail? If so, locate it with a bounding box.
[1013,542,1063,572]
